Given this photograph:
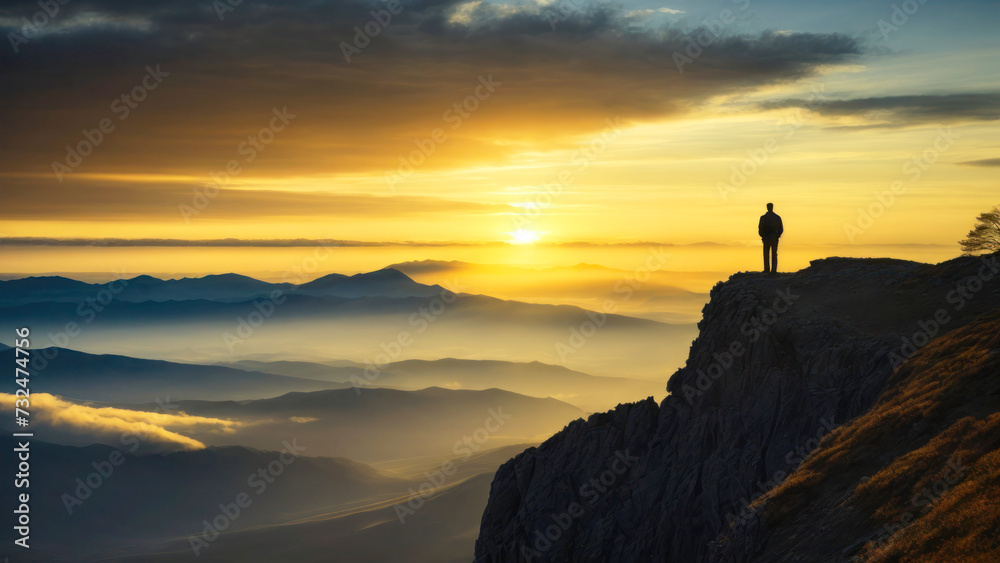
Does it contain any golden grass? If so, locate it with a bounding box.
[752,308,1000,559]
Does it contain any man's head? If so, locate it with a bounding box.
[766,203,774,212]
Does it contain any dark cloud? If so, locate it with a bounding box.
[0,178,502,220]
[958,158,1000,167]
[0,0,865,216]
[760,93,1000,126]
[0,238,487,247]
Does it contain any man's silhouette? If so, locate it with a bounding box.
[758,203,783,273]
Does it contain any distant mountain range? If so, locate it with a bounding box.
[0,346,341,403]
[0,435,411,558]
[0,268,696,377]
[387,259,715,324]
[126,443,537,562]
[0,341,658,410]
[0,268,443,306]
[220,356,662,411]
[12,440,527,563]
[134,473,496,563]
[125,386,585,463]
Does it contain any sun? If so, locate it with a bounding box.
[507,229,543,245]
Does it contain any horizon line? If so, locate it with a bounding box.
[0,237,957,249]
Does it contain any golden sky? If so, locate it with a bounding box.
[1,0,997,252]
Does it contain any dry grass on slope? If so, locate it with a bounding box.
[750,308,1000,561]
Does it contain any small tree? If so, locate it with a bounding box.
[960,205,1000,255]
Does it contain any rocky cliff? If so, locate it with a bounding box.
[708,307,1000,562]
[475,253,1000,561]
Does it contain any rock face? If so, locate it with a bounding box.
[707,308,1000,562]
[475,254,1000,562]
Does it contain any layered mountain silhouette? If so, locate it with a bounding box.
[0,346,341,402]
[296,268,444,298]
[220,357,662,411]
[0,435,537,562]
[140,473,496,563]
[8,254,995,561]
[388,259,715,324]
[475,253,1000,561]
[0,435,409,558]
[92,445,530,563]
[0,268,442,305]
[128,386,585,462]
[0,268,694,377]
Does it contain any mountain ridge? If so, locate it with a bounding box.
[0,346,341,402]
[0,267,438,305]
[474,252,1000,561]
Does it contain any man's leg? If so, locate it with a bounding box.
[762,239,770,273]
[771,238,778,273]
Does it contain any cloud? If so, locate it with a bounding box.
[627,7,685,17]
[760,93,1000,127]
[0,178,503,220]
[0,237,487,247]
[0,238,745,248]
[0,10,154,36]
[0,393,239,453]
[958,158,1000,167]
[0,0,864,184]
[288,416,318,423]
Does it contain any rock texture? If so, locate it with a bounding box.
[475,254,1000,562]
[709,307,1000,562]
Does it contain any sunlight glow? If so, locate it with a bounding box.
[507,229,543,245]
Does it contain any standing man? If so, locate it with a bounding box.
[758,203,783,273]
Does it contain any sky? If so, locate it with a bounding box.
[0,0,997,253]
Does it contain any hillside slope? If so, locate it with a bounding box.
[709,308,1000,562]
[474,253,1000,561]
[0,438,409,558]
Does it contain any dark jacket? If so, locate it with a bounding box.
[758,211,783,238]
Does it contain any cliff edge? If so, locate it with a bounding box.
[475,253,1000,561]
